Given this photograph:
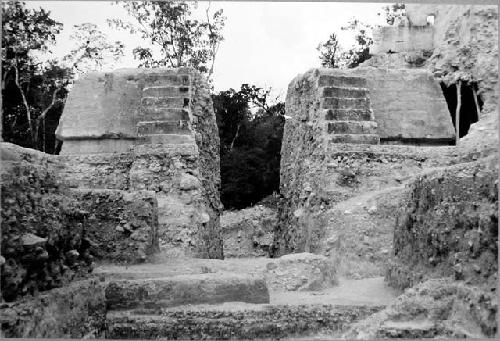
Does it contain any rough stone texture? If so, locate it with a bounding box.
[264,253,337,291]
[408,5,499,156]
[273,140,458,256]
[0,279,106,338]
[343,278,497,339]
[222,205,276,258]
[0,143,93,301]
[386,156,498,292]
[56,67,223,259]
[105,273,270,310]
[320,186,407,279]
[71,189,159,264]
[106,304,383,340]
[0,143,162,301]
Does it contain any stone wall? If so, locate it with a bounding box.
[0,143,160,301]
[350,68,455,142]
[272,68,458,256]
[56,68,223,259]
[386,156,498,291]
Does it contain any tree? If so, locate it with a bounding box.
[340,18,373,68]
[2,1,68,151]
[213,85,285,209]
[108,1,225,77]
[317,33,342,68]
[63,23,124,74]
[317,20,374,70]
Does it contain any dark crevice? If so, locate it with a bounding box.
[440,81,483,138]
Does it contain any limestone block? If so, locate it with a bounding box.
[265,253,337,291]
[105,273,270,310]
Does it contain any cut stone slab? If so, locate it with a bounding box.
[324,109,372,121]
[328,134,380,145]
[322,86,368,98]
[265,253,337,291]
[105,303,383,340]
[318,75,367,88]
[327,121,378,135]
[322,97,370,110]
[105,273,270,310]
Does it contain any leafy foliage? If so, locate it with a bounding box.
[2,1,70,152]
[108,1,225,76]
[317,18,373,69]
[378,3,406,26]
[63,23,125,74]
[317,33,342,68]
[213,85,285,209]
[2,2,124,153]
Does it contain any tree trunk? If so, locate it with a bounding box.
[472,87,481,119]
[229,123,241,151]
[455,80,462,145]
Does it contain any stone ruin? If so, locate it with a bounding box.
[55,68,223,259]
[1,3,498,340]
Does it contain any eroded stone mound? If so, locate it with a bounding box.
[386,155,498,291]
[343,278,497,339]
[222,205,276,258]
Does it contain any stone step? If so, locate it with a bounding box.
[105,273,270,311]
[324,109,372,121]
[144,74,190,86]
[141,96,189,108]
[327,121,378,135]
[322,86,368,99]
[322,97,370,110]
[142,86,190,97]
[139,107,190,121]
[318,75,367,88]
[136,134,195,145]
[328,134,380,145]
[106,304,383,339]
[137,120,191,135]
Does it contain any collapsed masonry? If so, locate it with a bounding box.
[273,3,498,286]
[1,68,224,301]
[56,68,223,259]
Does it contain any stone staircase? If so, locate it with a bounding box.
[136,73,195,145]
[318,75,380,145]
[96,258,395,340]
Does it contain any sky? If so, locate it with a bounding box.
[27,1,390,101]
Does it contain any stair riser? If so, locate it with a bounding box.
[145,74,190,86]
[143,86,190,97]
[325,109,372,121]
[105,276,270,310]
[141,97,189,108]
[139,108,190,121]
[136,134,195,145]
[322,98,370,110]
[137,121,191,135]
[106,305,383,340]
[329,134,380,145]
[327,122,377,135]
[318,75,367,88]
[322,87,368,98]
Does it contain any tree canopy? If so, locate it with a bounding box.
[108,1,225,77]
[213,85,285,209]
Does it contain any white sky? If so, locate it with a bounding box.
[27,1,390,100]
